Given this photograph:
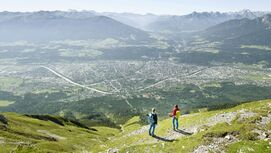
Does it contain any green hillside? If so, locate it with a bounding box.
[0,113,119,153]
[1,99,271,153]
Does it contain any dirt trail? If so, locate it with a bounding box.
[106,108,270,153]
[37,130,66,140]
[124,109,260,147]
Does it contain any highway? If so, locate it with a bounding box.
[41,66,112,95]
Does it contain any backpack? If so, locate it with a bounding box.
[176,110,181,118]
[148,113,155,124]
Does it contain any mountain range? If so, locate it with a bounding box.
[96,9,269,32]
[146,10,269,33]
[0,11,149,41]
[0,9,270,42]
[203,14,271,45]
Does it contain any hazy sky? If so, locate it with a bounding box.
[0,0,270,15]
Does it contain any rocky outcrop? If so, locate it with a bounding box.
[0,114,8,125]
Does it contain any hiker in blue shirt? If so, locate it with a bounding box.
[148,108,158,136]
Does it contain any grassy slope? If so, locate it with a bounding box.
[0,113,119,153]
[104,99,271,153]
[0,99,270,153]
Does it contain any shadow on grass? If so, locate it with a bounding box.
[174,129,193,135]
[152,135,176,142]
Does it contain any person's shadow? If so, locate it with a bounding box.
[152,135,176,142]
[174,129,193,135]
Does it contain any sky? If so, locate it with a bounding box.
[0,0,270,15]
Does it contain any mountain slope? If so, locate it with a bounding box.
[179,14,271,66]
[147,10,268,33]
[100,12,160,30]
[0,11,150,41]
[0,113,119,152]
[105,99,271,153]
[203,14,271,44]
[147,12,235,33]
[1,99,270,152]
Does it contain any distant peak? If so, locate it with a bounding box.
[186,11,224,18]
[261,14,271,26]
[239,9,252,13]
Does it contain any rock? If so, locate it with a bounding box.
[254,129,269,140]
[107,148,119,153]
[0,114,8,125]
[208,112,237,125]
[258,114,271,125]
[193,135,238,153]
[192,145,209,153]
[237,111,257,122]
[225,135,232,140]
[262,132,268,138]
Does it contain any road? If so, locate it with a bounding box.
[138,67,211,91]
[41,66,112,95]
